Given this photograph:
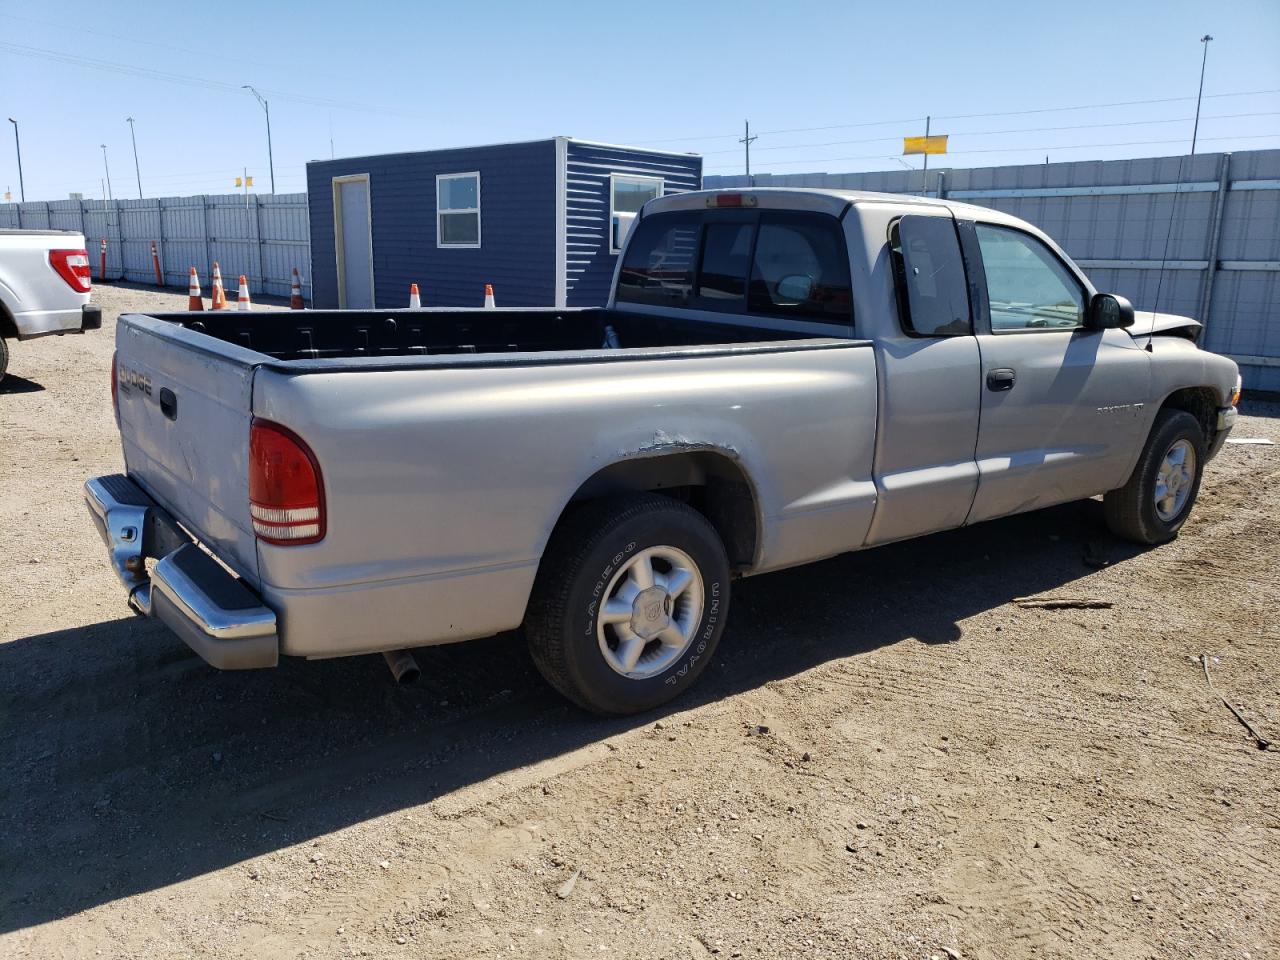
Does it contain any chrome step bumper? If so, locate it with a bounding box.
[84,474,278,669]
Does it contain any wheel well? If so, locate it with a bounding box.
[0,300,17,340]
[563,452,760,570]
[1159,386,1217,440]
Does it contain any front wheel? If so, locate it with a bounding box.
[526,494,731,715]
[1104,409,1206,545]
[0,337,9,384]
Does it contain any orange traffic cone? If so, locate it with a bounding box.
[210,262,228,310]
[408,283,422,309]
[483,283,496,308]
[290,268,305,309]
[237,275,252,311]
[187,267,204,311]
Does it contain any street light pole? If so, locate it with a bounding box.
[7,118,23,202]
[242,85,275,194]
[1190,34,1213,156]
[126,116,143,198]
[100,144,113,202]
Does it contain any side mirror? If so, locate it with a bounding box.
[776,274,815,303]
[1087,293,1135,330]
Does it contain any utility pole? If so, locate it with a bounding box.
[242,85,275,194]
[7,118,23,202]
[921,116,931,196]
[739,119,758,185]
[126,116,143,198]
[100,144,113,202]
[1190,34,1213,156]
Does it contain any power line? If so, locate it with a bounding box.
[0,41,432,119]
[697,110,1280,157]
[631,88,1280,146]
[6,14,300,72]
[702,133,1280,172]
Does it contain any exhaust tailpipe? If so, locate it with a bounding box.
[382,649,421,685]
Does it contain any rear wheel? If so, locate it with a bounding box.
[1104,409,1206,544]
[526,494,730,715]
[0,337,9,384]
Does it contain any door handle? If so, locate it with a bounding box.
[986,368,1016,392]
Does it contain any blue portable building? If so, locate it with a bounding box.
[305,138,702,309]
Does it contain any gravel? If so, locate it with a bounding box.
[1,281,1278,959]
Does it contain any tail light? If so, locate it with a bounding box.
[249,419,325,545]
[49,249,92,293]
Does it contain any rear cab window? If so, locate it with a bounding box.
[616,209,853,327]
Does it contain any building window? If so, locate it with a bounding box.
[610,175,663,253]
[437,172,481,248]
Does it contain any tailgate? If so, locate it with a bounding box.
[115,316,261,585]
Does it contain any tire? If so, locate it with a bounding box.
[0,337,8,385]
[526,494,731,716]
[1104,409,1206,545]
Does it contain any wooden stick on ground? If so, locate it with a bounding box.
[1200,653,1273,751]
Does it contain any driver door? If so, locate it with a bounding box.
[965,222,1150,524]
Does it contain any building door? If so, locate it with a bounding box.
[333,175,373,308]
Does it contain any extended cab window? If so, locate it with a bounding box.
[890,215,971,336]
[975,224,1085,330]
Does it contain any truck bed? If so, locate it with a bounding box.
[156,307,817,363]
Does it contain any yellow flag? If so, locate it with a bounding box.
[235,177,243,188]
[246,176,254,187]
[904,135,948,156]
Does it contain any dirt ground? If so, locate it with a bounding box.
[1,282,1277,960]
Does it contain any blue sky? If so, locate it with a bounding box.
[1,0,1278,201]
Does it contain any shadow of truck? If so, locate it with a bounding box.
[0,496,1141,933]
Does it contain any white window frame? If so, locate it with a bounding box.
[436,172,481,249]
[609,174,663,254]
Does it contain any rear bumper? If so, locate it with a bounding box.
[13,302,99,339]
[84,474,278,669]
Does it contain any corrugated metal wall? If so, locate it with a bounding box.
[564,142,702,306]
[0,193,311,299]
[306,142,557,309]
[706,149,1280,391]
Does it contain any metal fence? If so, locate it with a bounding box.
[708,148,1280,392]
[0,193,311,300]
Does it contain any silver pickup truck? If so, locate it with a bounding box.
[85,188,1241,714]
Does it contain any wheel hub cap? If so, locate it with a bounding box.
[631,586,672,640]
[1154,438,1195,522]
[595,545,704,680]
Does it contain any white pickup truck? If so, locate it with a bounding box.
[0,229,101,383]
[85,188,1240,714]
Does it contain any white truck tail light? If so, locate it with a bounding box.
[249,419,326,545]
[49,248,92,293]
